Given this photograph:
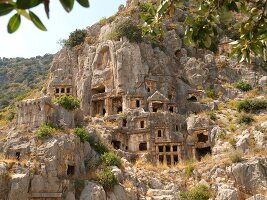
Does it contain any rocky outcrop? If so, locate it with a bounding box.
[80,181,106,200]
[231,158,267,195]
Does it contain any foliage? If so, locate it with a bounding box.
[73,179,85,199]
[229,149,243,163]
[237,99,267,112]
[207,111,216,121]
[36,123,56,139]
[0,0,89,33]
[97,168,118,190]
[238,114,254,124]
[206,88,217,99]
[101,152,121,168]
[64,29,87,47]
[0,54,53,110]
[235,80,252,91]
[54,95,80,110]
[74,127,88,142]
[141,0,267,63]
[185,161,195,177]
[108,20,142,43]
[229,138,237,149]
[180,184,211,200]
[87,135,109,155]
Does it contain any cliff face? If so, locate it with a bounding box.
[0,1,267,200]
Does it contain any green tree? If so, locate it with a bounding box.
[0,0,89,33]
[141,0,267,63]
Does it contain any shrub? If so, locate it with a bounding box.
[229,150,243,163]
[185,162,195,177]
[65,29,87,47]
[101,152,121,168]
[97,168,118,190]
[207,111,216,121]
[235,80,252,91]
[237,99,267,112]
[87,135,109,155]
[180,184,210,200]
[74,127,88,142]
[108,20,142,43]
[54,95,80,110]
[36,123,56,139]
[206,88,217,99]
[229,138,237,149]
[73,179,85,199]
[238,114,254,124]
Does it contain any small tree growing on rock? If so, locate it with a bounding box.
[54,95,80,110]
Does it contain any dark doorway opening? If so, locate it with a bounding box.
[173,146,177,152]
[136,100,140,108]
[166,155,171,165]
[196,146,211,161]
[173,155,178,164]
[157,130,162,137]
[139,142,147,151]
[158,146,163,152]
[169,106,174,113]
[187,96,197,102]
[166,145,171,152]
[122,119,127,127]
[67,165,75,175]
[112,140,121,150]
[197,133,209,143]
[117,106,122,113]
[16,152,20,161]
[140,121,144,128]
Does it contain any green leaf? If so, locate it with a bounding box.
[203,35,211,48]
[0,3,14,16]
[7,13,21,33]
[60,0,74,12]
[76,0,89,7]
[29,11,47,31]
[16,0,43,9]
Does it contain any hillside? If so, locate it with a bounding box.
[0,1,266,200]
[0,54,53,110]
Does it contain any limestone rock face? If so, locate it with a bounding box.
[0,162,9,199]
[236,130,250,153]
[186,114,210,133]
[215,186,238,200]
[258,76,267,87]
[231,158,267,195]
[80,181,106,200]
[246,194,267,200]
[8,174,30,200]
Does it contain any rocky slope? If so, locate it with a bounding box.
[0,0,267,200]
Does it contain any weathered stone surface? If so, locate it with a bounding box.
[236,130,250,153]
[8,173,30,200]
[258,76,267,87]
[216,186,238,200]
[80,181,106,200]
[0,162,9,199]
[246,194,267,200]
[231,158,267,194]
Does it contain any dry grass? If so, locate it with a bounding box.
[244,89,260,98]
[134,157,169,171]
[122,179,134,188]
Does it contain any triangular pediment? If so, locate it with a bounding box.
[147,91,169,102]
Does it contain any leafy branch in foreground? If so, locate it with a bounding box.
[0,0,90,33]
[141,0,267,63]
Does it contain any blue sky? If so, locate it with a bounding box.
[0,0,126,58]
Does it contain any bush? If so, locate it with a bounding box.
[180,184,210,200]
[185,162,195,177]
[87,135,109,155]
[238,114,254,124]
[229,138,237,149]
[108,20,142,43]
[237,99,267,112]
[54,95,80,110]
[73,179,85,199]
[101,152,121,168]
[97,168,118,190]
[65,29,87,47]
[36,123,56,139]
[229,150,243,163]
[74,127,88,142]
[235,80,252,91]
[206,88,217,99]
[207,111,216,121]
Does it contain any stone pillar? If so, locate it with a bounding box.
[192,146,197,160]
[105,98,112,115]
[149,102,153,112]
[178,145,183,162]
[170,146,174,166]
[163,103,167,111]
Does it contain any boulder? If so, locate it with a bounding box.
[216,186,238,200]
[8,174,30,200]
[231,158,267,194]
[0,162,9,198]
[236,130,250,153]
[80,181,106,200]
[258,76,267,87]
